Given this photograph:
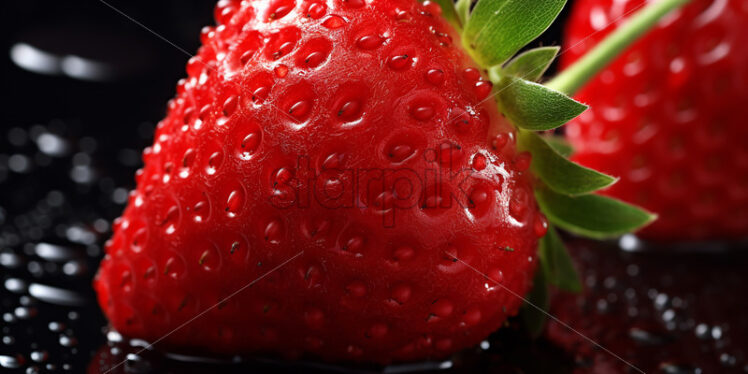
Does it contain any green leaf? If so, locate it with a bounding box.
[544,135,573,157]
[517,130,617,196]
[535,186,657,239]
[428,0,461,29]
[462,0,566,66]
[503,46,559,82]
[521,269,549,338]
[455,0,471,26]
[494,76,588,131]
[539,227,581,293]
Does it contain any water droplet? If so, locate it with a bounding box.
[356,35,383,50]
[0,354,24,369]
[274,64,289,78]
[431,299,454,317]
[471,154,487,171]
[239,131,261,159]
[322,15,345,29]
[388,54,412,70]
[426,68,445,85]
[30,351,48,363]
[58,334,77,347]
[513,152,532,172]
[288,100,312,120]
[390,284,412,304]
[534,214,549,237]
[225,189,245,218]
[492,132,511,150]
[267,0,295,20]
[474,81,492,100]
[336,100,362,122]
[4,278,27,293]
[264,219,284,244]
[34,243,76,262]
[302,1,325,18]
[207,151,223,174]
[410,105,434,121]
[28,283,87,306]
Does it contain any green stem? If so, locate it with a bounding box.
[546,0,690,96]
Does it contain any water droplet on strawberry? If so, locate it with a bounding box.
[410,104,434,121]
[225,189,245,218]
[356,35,383,50]
[206,150,223,175]
[513,152,532,172]
[264,219,284,244]
[425,68,445,85]
[305,2,327,18]
[322,15,346,29]
[390,284,412,304]
[274,64,289,78]
[474,81,492,100]
[388,54,412,70]
[267,0,295,21]
[239,131,261,159]
[336,100,362,122]
[472,154,487,171]
[534,214,549,237]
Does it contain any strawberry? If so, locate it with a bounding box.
[560,0,748,241]
[94,0,669,364]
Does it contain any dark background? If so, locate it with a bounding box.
[2,1,746,374]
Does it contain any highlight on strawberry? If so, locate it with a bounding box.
[93,0,686,364]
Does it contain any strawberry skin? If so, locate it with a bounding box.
[562,0,748,241]
[94,0,547,363]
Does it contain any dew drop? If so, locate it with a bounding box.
[410,105,434,121]
[207,151,223,175]
[337,100,362,121]
[240,131,261,159]
[225,189,245,218]
[274,64,289,78]
[288,100,312,120]
[471,154,487,171]
[264,220,284,244]
[426,68,445,85]
[388,54,412,70]
[305,2,327,18]
[356,35,383,50]
[322,15,346,29]
[513,152,532,172]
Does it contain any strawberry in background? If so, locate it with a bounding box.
[561,0,748,241]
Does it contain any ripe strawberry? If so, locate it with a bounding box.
[561,0,748,241]
[94,0,663,364]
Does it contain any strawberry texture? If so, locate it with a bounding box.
[93,0,547,364]
[561,0,748,241]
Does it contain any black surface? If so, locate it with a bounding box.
[4,1,745,374]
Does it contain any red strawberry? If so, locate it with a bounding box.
[94,0,543,363]
[561,0,748,241]
[94,0,664,365]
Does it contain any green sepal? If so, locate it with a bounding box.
[535,186,657,239]
[517,130,617,196]
[503,46,559,82]
[454,0,471,26]
[492,75,588,131]
[539,227,581,293]
[544,135,573,157]
[462,0,566,66]
[521,269,549,338]
[428,0,461,30]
